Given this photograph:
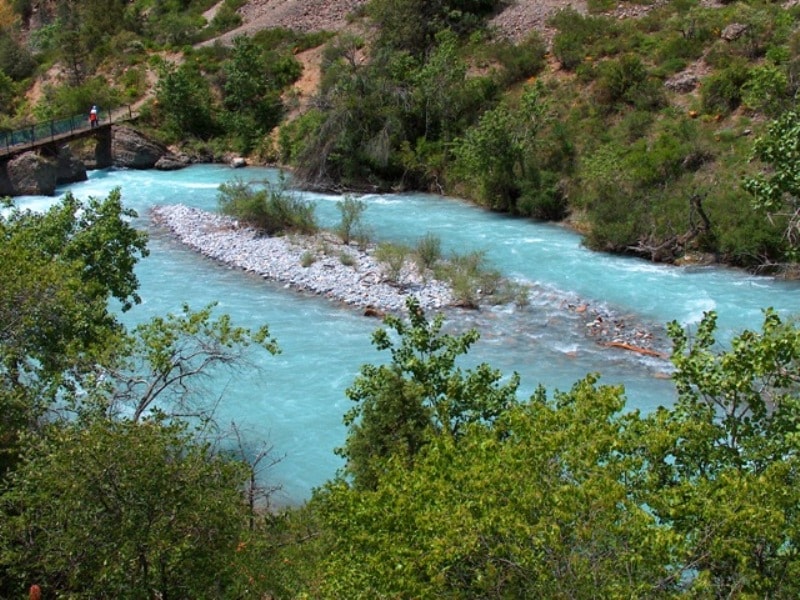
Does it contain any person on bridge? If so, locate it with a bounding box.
[89,105,98,128]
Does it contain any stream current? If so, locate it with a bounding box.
[16,165,800,504]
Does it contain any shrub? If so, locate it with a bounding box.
[492,32,547,85]
[375,242,410,284]
[217,176,317,235]
[415,233,442,271]
[336,196,368,245]
[301,250,316,267]
[434,250,505,308]
[517,171,567,220]
[741,64,790,116]
[550,9,615,71]
[339,251,356,267]
[701,62,750,114]
[595,54,665,110]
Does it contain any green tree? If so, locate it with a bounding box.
[156,60,217,141]
[339,297,519,489]
[453,82,564,217]
[637,310,800,597]
[0,30,35,81]
[310,377,675,598]
[98,302,279,422]
[370,0,500,56]
[0,190,147,475]
[743,110,800,258]
[222,35,283,153]
[0,418,250,598]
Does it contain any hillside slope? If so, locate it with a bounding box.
[208,0,591,45]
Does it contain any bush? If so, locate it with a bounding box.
[741,64,790,116]
[336,196,368,245]
[595,54,665,110]
[415,233,442,270]
[701,62,750,115]
[517,171,567,220]
[492,32,547,86]
[550,9,615,71]
[434,250,507,308]
[217,177,317,235]
[375,242,410,284]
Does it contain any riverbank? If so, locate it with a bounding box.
[150,204,454,314]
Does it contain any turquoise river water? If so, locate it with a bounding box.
[15,164,800,505]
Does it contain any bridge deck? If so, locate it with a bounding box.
[0,106,136,159]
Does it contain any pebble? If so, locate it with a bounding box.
[150,204,454,314]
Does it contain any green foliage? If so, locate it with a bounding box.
[452,82,567,218]
[414,232,442,270]
[285,308,800,598]
[550,9,616,71]
[374,241,410,283]
[0,69,16,115]
[0,189,147,474]
[217,176,317,235]
[0,418,250,598]
[220,35,289,153]
[335,195,367,244]
[488,31,547,86]
[634,310,800,597]
[595,54,666,110]
[208,0,244,34]
[0,32,35,81]
[33,76,121,120]
[155,59,218,141]
[311,376,673,598]
[741,64,790,117]
[294,22,497,190]
[743,110,800,258]
[338,298,519,490]
[369,0,501,56]
[711,188,785,268]
[701,61,750,115]
[277,108,325,165]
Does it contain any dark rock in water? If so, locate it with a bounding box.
[56,145,88,185]
[112,125,169,169]
[155,152,192,171]
[6,151,57,195]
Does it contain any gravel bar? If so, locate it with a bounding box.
[150,204,454,314]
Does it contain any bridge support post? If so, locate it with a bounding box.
[94,127,113,169]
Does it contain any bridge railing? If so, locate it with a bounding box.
[0,105,134,156]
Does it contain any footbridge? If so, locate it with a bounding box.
[0,105,137,160]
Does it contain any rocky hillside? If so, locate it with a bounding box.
[210,0,590,45]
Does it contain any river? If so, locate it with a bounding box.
[16,164,800,505]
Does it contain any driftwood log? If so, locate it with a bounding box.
[603,341,669,360]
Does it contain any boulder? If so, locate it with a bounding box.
[230,156,247,168]
[155,151,192,171]
[56,145,88,185]
[665,72,698,93]
[112,125,168,169]
[721,23,749,41]
[6,152,58,195]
